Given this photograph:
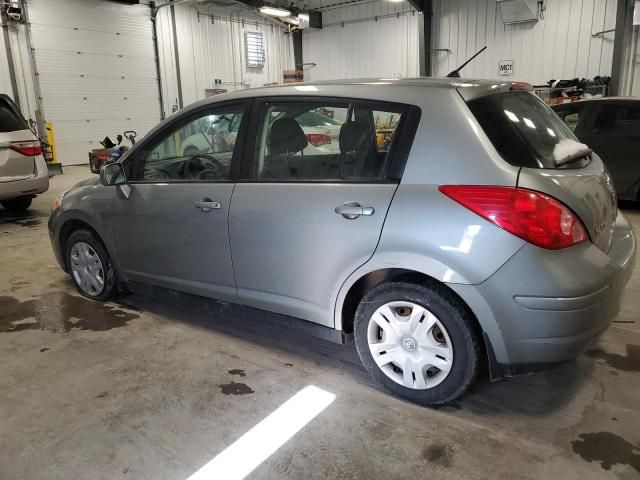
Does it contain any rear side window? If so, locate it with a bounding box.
[592,103,640,136]
[467,91,579,168]
[0,97,27,133]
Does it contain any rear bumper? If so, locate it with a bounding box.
[454,210,636,375]
[0,156,49,200]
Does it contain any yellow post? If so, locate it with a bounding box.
[45,122,58,164]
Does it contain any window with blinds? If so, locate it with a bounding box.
[245,31,265,69]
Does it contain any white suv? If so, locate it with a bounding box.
[0,94,49,211]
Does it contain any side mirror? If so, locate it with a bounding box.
[100,162,126,186]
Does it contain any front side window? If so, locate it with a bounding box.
[554,104,585,132]
[252,101,404,181]
[133,106,244,182]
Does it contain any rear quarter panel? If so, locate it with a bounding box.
[334,88,525,330]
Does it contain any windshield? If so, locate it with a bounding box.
[467,91,584,168]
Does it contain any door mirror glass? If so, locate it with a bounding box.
[100,162,126,186]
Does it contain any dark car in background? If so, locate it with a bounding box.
[553,98,640,201]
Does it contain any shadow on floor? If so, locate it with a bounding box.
[102,282,595,418]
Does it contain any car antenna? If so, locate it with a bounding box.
[446,46,487,78]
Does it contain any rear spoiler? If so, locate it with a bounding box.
[456,81,533,102]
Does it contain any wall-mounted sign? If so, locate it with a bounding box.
[499,60,514,76]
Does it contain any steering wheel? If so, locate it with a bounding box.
[180,153,225,180]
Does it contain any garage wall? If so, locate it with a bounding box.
[157,3,294,114]
[26,0,160,165]
[303,0,420,81]
[432,0,618,84]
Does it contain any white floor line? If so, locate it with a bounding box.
[186,385,336,480]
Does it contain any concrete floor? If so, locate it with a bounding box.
[1,166,639,480]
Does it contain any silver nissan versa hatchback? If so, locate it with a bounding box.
[49,79,636,405]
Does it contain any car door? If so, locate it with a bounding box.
[229,98,419,327]
[109,102,250,302]
[581,101,640,199]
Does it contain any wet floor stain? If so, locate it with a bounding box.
[422,443,452,467]
[219,381,254,395]
[228,369,246,377]
[571,432,640,472]
[96,392,108,398]
[585,344,640,372]
[15,218,41,228]
[0,292,139,333]
[0,212,45,228]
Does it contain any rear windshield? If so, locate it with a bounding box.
[467,91,582,168]
[0,97,28,133]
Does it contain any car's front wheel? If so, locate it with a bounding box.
[66,229,117,301]
[1,196,32,211]
[354,281,480,406]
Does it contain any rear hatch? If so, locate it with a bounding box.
[464,88,616,252]
[0,95,38,182]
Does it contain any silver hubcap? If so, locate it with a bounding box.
[367,301,454,390]
[70,242,105,296]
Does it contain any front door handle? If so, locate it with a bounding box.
[194,198,221,212]
[335,202,375,220]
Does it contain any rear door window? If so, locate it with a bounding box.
[251,101,405,181]
[467,91,580,168]
[0,96,28,133]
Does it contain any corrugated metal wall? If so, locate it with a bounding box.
[157,3,294,114]
[432,0,618,84]
[302,0,420,81]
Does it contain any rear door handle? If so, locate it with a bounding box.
[194,198,221,212]
[335,202,375,219]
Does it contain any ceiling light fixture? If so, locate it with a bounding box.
[259,5,292,17]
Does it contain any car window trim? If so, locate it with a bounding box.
[237,95,421,183]
[126,99,253,184]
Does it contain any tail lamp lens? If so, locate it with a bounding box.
[438,185,588,250]
[306,133,331,147]
[10,141,42,157]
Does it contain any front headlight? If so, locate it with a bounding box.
[51,190,69,212]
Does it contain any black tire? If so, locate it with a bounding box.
[65,229,117,301]
[354,281,480,406]
[1,197,32,211]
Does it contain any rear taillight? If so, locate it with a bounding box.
[10,140,42,157]
[438,185,588,250]
[306,133,331,147]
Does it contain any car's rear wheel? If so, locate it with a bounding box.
[354,281,480,406]
[1,197,32,211]
[66,229,117,301]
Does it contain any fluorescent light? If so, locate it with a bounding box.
[259,5,291,17]
[283,16,299,25]
[294,85,318,91]
[186,386,336,480]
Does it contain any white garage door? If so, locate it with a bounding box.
[28,0,160,165]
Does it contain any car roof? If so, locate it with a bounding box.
[181,77,516,115]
